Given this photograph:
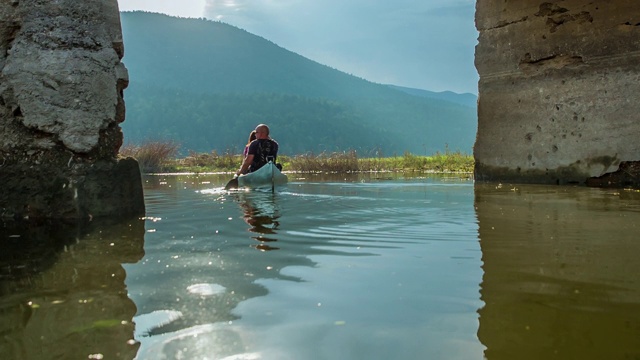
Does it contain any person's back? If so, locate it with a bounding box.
[247,137,278,172]
[235,124,279,176]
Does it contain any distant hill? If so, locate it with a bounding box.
[119,11,477,155]
[387,85,477,108]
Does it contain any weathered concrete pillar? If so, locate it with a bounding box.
[474,0,640,186]
[0,0,144,220]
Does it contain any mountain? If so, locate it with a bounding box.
[387,85,478,108]
[119,11,477,156]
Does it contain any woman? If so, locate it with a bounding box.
[243,130,256,157]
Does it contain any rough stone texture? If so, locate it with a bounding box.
[474,0,640,186]
[0,0,144,220]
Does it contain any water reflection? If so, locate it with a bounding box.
[0,218,145,360]
[235,191,282,251]
[131,178,335,359]
[475,184,640,360]
[130,174,483,359]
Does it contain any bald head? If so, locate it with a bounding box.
[255,124,270,139]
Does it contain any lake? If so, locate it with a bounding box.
[1,173,639,360]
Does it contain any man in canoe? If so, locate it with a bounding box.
[236,124,279,176]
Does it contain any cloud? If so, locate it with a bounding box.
[204,0,243,20]
[119,0,207,18]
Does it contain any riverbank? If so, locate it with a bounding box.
[120,142,474,174]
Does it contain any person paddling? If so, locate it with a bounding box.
[236,124,279,176]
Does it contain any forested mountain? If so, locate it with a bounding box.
[119,11,477,156]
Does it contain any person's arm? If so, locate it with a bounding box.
[236,154,254,175]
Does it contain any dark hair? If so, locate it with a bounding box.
[246,130,256,146]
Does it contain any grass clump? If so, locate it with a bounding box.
[175,150,240,172]
[387,148,474,173]
[282,151,359,172]
[120,141,180,173]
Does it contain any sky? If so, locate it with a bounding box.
[117,0,479,94]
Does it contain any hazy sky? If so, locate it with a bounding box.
[117,0,479,94]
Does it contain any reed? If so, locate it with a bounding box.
[119,141,180,173]
[177,150,240,172]
[282,151,360,172]
[121,141,474,174]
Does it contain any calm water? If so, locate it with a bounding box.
[1,173,640,360]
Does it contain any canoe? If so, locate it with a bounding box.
[237,161,288,189]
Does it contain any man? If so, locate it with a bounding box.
[236,124,279,176]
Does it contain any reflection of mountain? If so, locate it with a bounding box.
[0,218,145,359]
[474,184,640,360]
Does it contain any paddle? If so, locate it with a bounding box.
[224,176,239,190]
[271,162,275,193]
[264,156,276,193]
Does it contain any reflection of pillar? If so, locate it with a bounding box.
[475,184,640,360]
[0,218,145,359]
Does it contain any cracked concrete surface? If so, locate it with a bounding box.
[474,0,640,186]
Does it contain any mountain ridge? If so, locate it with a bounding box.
[387,85,477,108]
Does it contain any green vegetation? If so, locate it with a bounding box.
[120,141,473,174]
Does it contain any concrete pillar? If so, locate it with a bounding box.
[0,0,144,220]
[474,0,640,186]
